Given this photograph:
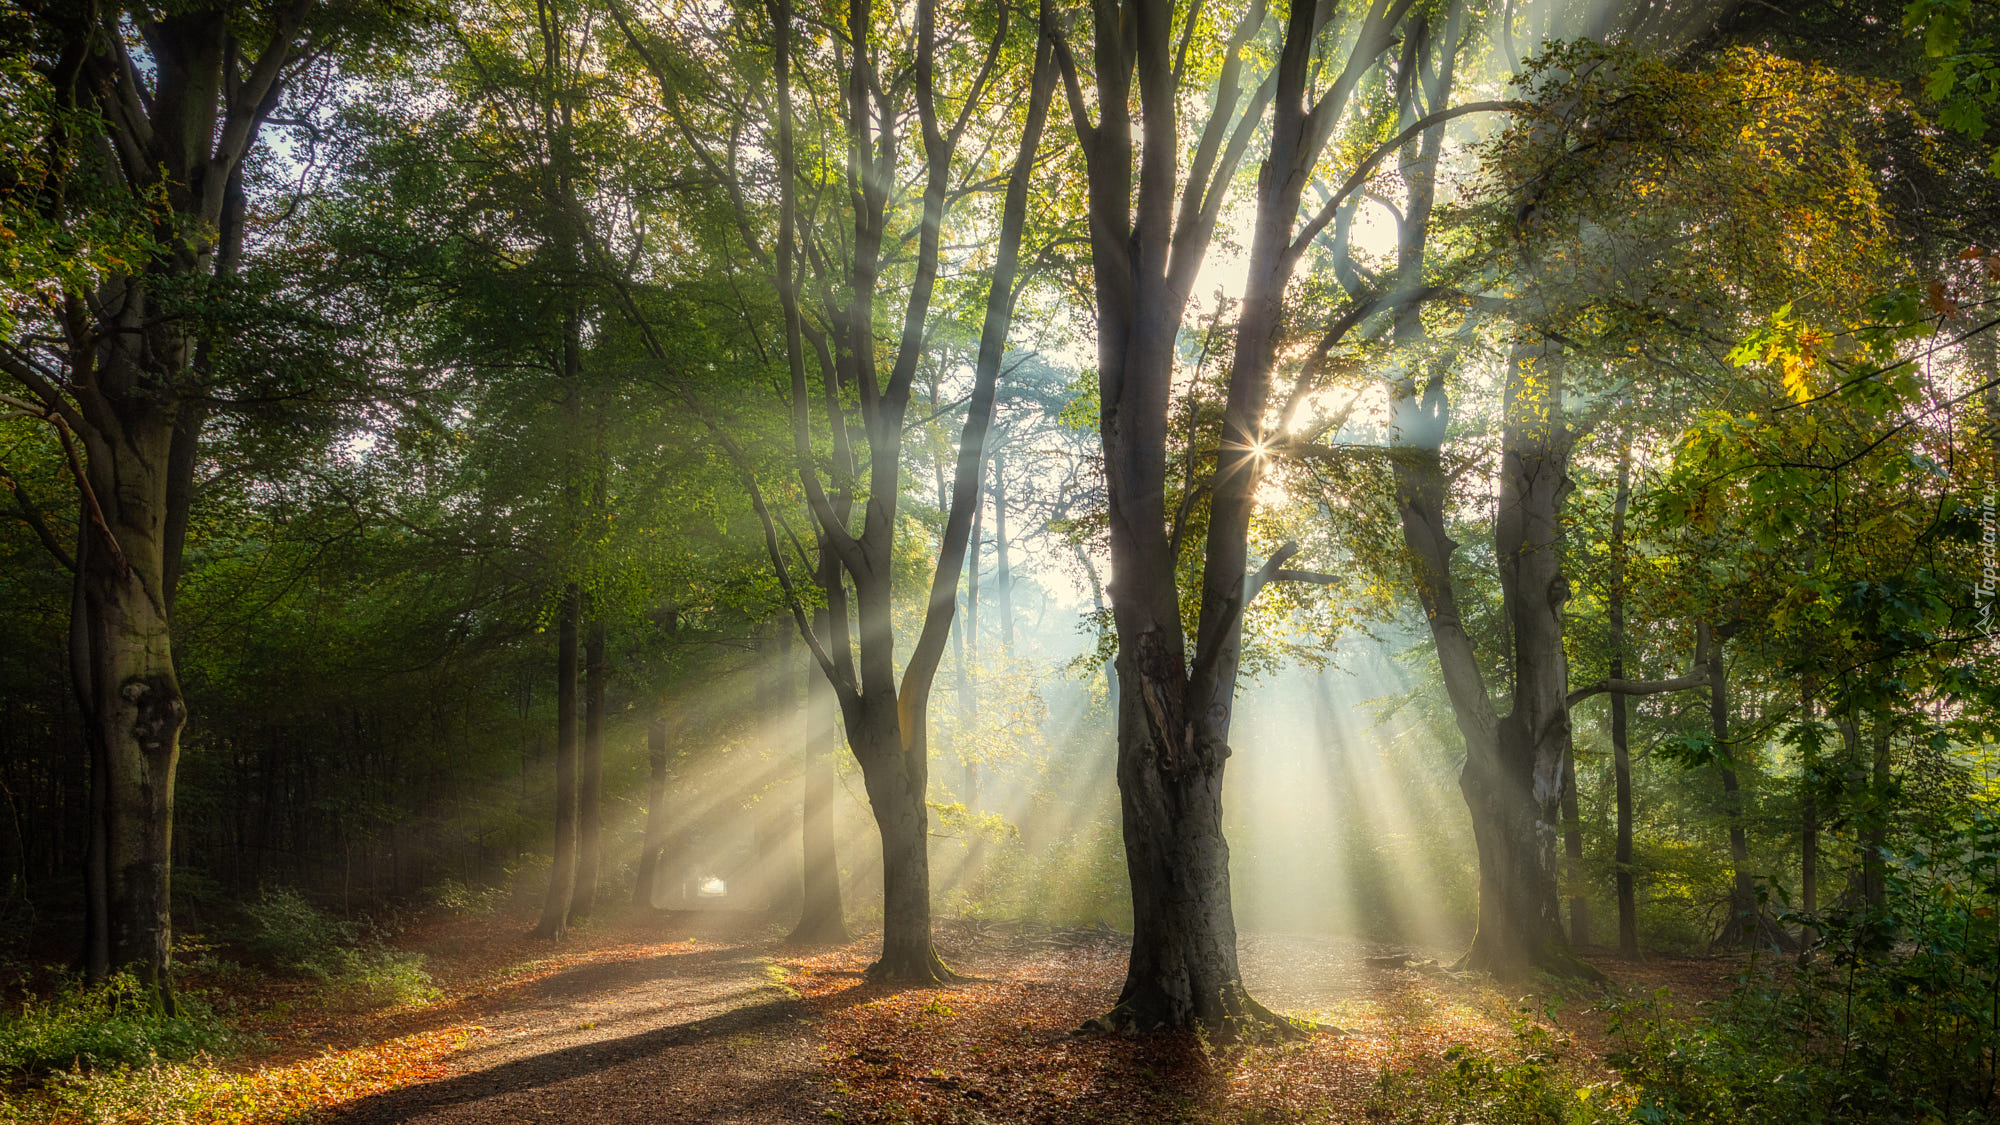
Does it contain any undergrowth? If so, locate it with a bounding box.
[1365,1014,1618,1125]
[1368,811,2000,1125]
[234,888,438,1009]
[0,972,229,1078]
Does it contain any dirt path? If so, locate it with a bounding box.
[295,914,1732,1125]
[324,915,827,1124]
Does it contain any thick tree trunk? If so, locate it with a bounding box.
[15,0,307,1003]
[534,586,581,939]
[71,519,110,982]
[1397,343,1593,979]
[851,690,948,981]
[569,619,606,923]
[1092,672,1272,1031]
[82,418,186,998]
[634,715,669,908]
[1472,343,1581,975]
[792,606,849,943]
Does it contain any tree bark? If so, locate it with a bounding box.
[1061,0,1440,1029]
[634,714,669,909]
[1708,630,1785,949]
[1862,706,1892,911]
[534,585,581,939]
[1609,435,1638,958]
[1799,677,1818,925]
[1395,343,1595,979]
[14,0,308,1003]
[729,0,1054,983]
[569,618,606,923]
[1482,342,1582,975]
[71,518,110,982]
[83,437,185,997]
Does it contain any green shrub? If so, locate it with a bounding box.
[329,948,438,1009]
[235,888,437,1008]
[237,887,356,978]
[0,973,228,1077]
[1602,810,2000,1124]
[427,877,507,918]
[1367,1017,1615,1125]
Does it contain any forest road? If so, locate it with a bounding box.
[325,936,825,1124]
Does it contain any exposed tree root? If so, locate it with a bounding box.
[864,943,963,986]
[1078,983,1332,1044]
[1712,905,1800,954]
[1451,937,1608,984]
[786,917,853,946]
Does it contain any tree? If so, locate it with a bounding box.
[0,0,399,998]
[614,0,1059,980]
[1050,0,1509,1029]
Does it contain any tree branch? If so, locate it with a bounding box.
[0,464,77,571]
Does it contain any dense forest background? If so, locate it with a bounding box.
[1,0,1999,1118]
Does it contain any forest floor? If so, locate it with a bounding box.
[89,908,1740,1124]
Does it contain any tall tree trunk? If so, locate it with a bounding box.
[72,400,189,1001]
[1480,342,1581,975]
[1609,432,1637,958]
[1799,677,1818,927]
[967,473,983,667]
[534,585,581,939]
[1708,630,1768,948]
[1399,342,1592,978]
[71,518,110,982]
[14,0,309,1005]
[533,0,584,940]
[960,480,983,806]
[1074,0,1424,1034]
[569,618,606,923]
[792,605,849,943]
[634,714,669,909]
[1862,706,1892,911]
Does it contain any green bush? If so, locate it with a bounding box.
[0,973,228,1077]
[237,887,356,978]
[1603,811,2000,1125]
[235,888,437,1008]
[427,877,506,918]
[1367,1016,1615,1125]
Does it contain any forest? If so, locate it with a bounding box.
[0,0,1996,1120]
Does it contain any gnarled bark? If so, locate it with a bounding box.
[1392,344,1599,980]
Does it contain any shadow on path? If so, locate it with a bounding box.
[326,995,801,1124]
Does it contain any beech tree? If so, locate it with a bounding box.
[0,0,399,998]
[1372,41,1901,973]
[1047,0,1523,1030]
[614,0,1060,980]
